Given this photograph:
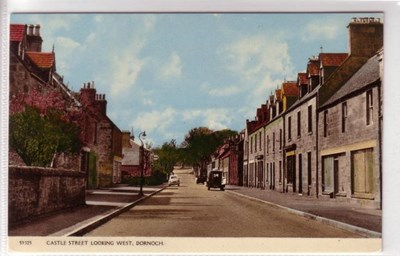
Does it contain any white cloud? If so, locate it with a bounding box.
[222,35,295,120]
[143,98,153,106]
[201,84,242,97]
[224,35,293,81]
[301,20,340,42]
[54,36,80,74]
[131,107,177,134]
[55,36,80,49]
[110,41,147,97]
[159,52,182,80]
[182,108,232,131]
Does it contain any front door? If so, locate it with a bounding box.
[287,155,296,192]
[334,158,339,196]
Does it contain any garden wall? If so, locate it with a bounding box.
[8,166,86,226]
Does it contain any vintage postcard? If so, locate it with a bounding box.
[2,0,400,255]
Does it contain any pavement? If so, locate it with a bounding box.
[9,182,381,238]
[8,185,166,237]
[225,185,382,238]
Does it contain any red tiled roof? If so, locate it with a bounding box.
[26,52,55,69]
[307,59,319,76]
[10,24,25,42]
[275,89,282,100]
[319,53,348,67]
[297,73,308,85]
[282,82,298,96]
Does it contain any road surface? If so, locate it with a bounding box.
[85,168,361,237]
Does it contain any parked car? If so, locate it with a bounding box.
[168,175,180,186]
[207,170,225,191]
[196,175,207,184]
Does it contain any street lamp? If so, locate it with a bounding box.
[138,131,146,196]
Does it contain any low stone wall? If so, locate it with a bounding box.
[9,166,86,226]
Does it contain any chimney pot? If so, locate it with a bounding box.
[28,24,34,35]
[34,24,40,36]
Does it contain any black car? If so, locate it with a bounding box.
[196,175,207,184]
[207,170,225,191]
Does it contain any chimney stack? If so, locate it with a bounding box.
[348,16,383,58]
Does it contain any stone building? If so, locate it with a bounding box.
[9,24,124,189]
[246,103,269,188]
[77,82,123,188]
[238,17,383,210]
[228,133,244,186]
[282,53,347,196]
[318,49,383,208]
[316,17,383,208]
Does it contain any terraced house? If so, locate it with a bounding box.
[240,17,383,209]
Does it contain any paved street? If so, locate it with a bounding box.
[85,168,361,237]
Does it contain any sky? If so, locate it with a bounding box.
[11,13,384,147]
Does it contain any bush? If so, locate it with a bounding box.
[122,170,167,186]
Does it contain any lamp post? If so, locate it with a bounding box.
[138,131,146,196]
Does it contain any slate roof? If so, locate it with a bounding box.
[10,24,25,42]
[319,53,348,67]
[25,52,55,69]
[321,53,380,108]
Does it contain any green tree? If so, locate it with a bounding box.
[181,127,238,172]
[152,139,179,175]
[9,107,81,166]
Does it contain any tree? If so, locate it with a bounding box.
[152,139,180,175]
[181,127,238,172]
[9,107,81,166]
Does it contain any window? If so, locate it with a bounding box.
[351,148,375,195]
[366,90,373,125]
[250,137,253,154]
[308,105,313,133]
[288,116,292,140]
[297,111,301,137]
[272,132,275,152]
[259,131,262,151]
[255,133,257,152]
[323,110,328,137]
[342,102,347,133]
[279,160,282,183]
[266,135,269,154]
[279,129,282,150]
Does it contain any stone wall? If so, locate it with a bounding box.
[8,166,86,226]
